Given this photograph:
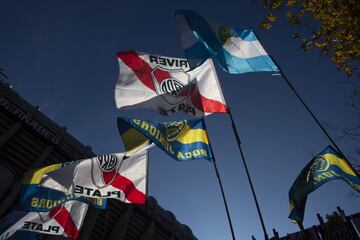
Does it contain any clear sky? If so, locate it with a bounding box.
[0,1,359,239]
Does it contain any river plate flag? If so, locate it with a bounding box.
[175,10,279,74]
[289,145,360,223]
[115,51,228,116]
[0,200,87,240]
[37,152,147,204]
[117,118,212,161]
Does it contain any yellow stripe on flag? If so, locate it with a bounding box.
[324,153,357,177]
[23,164,62,184]
[121,128,149,155]
[176,125,209,144]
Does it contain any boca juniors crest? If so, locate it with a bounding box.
[306,155,330,183]
[164,120,187,142]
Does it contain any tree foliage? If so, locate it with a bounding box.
[261,0,360,77]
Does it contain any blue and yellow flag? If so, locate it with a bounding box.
[20,184,106,212]
[289,145,360,223]
[117,118,151,155]
[21,162,107,211]
[117,118,212,161]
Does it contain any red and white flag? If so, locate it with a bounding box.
[0,200,87,240]
[40,151,147,204]
[115,51,229,116]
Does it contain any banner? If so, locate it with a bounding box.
[39,152,147,204]
[0,200,88,240]
[117,117,154,156]
[20,184,106,212]
[117,118,212,161]
[115,51,228,116]
[22,162,106,211]
[289,145,360,223]
[175,10,279,74]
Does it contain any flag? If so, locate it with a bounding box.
[175,10,279,74]
[0,200,87,240]
[115,51,228,116]
[21,162,107,211]
[117,116,154,156]
[289,145,360,223]
[20,184,106,212]
[117,118,212,161]
[38,152,147,204]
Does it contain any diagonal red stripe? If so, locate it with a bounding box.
[103,170,117,185]
[111,173,146,204]
[52,206,80,240]
[117,51,155,91]
[189,84,229,113]
[152,67,172,84]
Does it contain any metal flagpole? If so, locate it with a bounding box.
[251,30,359,177]
[228,109,269,240]
[203,118,236,240]
[269,56,360,179]
[210,59,269,240]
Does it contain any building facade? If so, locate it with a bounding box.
[0,81,197,240]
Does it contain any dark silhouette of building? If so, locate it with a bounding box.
[0,81,197,240]
[268,208,360,240]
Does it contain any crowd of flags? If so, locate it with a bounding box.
[1,10,359,240]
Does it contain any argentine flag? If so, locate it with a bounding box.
[175,10,279,74]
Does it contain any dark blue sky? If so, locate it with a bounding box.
[0,1,359,239]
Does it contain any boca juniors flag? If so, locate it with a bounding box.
[289,145,360,223]
[38,151,147,204]
[117,117,155,156]
[0,200,87,240]
[115,51,228,116]
[117,117,212,161]
[20,184,106,212]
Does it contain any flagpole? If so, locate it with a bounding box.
[228,110,269,240]
[250,30,359,177]
[203,118,236,240]
[269,56,360,179]
[210,60,269,240]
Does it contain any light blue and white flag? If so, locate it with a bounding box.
[175,10,279,74]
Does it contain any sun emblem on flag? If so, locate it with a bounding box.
[151,66,191,105]
[91,154,121,188]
